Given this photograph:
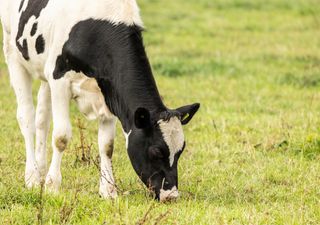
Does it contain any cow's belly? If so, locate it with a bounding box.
[20,57,48,80]
[66,72,113,121]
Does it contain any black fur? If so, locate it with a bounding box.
[18,0,25,12]
[53,19,200,199]
[30,22,38,36]
[20,39,29,60]
[35,34,45,54]
[16,0,49,60]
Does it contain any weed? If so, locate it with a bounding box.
[59,189,80,224]
[36,182,45,225]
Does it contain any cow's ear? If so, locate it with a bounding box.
[134,107,151,129]
[176,103,200,125]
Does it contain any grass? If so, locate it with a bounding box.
[1,0,320,224]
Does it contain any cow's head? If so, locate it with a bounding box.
[126,103,200,202]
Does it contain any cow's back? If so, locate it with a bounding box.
[1,0,143,80]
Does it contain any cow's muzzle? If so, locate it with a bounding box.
[159,186,179,202]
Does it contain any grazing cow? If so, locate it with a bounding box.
[0,0,200,201]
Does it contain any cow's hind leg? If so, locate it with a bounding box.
[8,61,40,188]
[45,78,72,192]
[35,82,52,178]
[98,117,117,199]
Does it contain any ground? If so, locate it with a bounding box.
[1,0,320,224]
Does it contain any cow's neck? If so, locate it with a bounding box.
[96,28,166,132]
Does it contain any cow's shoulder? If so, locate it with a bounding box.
[53,18,143,80]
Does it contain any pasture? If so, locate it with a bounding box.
[1,0,320,224]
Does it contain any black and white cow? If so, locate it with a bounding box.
[0,0,200,201]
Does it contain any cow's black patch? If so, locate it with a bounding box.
[18,0,25,12]
[19,39,29,60]
[16,0,49,60]
[35,35,45,54]
[30,22,38,36]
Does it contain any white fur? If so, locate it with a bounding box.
[98,118,117,199]
[6,56,41,188]
[68,72,113,121]
[35,82,51,177]
[160,186,179,202]
[158,117,184,166]
[45,77,72,192]
[124,130,132,149]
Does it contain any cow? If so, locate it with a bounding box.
[0,0,200,201]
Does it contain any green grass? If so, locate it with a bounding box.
[1,0,320,224]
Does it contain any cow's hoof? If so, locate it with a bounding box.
[25,168,41,189]
[45,173,61,193]
[99,185,118,199]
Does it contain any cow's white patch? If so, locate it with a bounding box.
[102,0,143,26]
[45,77,72,192]
[124,130,132,149]
[45,148,63,192]
[35,82,52,177]
[158,117,184,166]
[25,162,41,188]
[159,186,179,202]
[98,118,117,199]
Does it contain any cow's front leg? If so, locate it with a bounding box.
[8,62,40,188]
[35,82,52,178]
[98,117,117,199]
[45,78,72,193]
